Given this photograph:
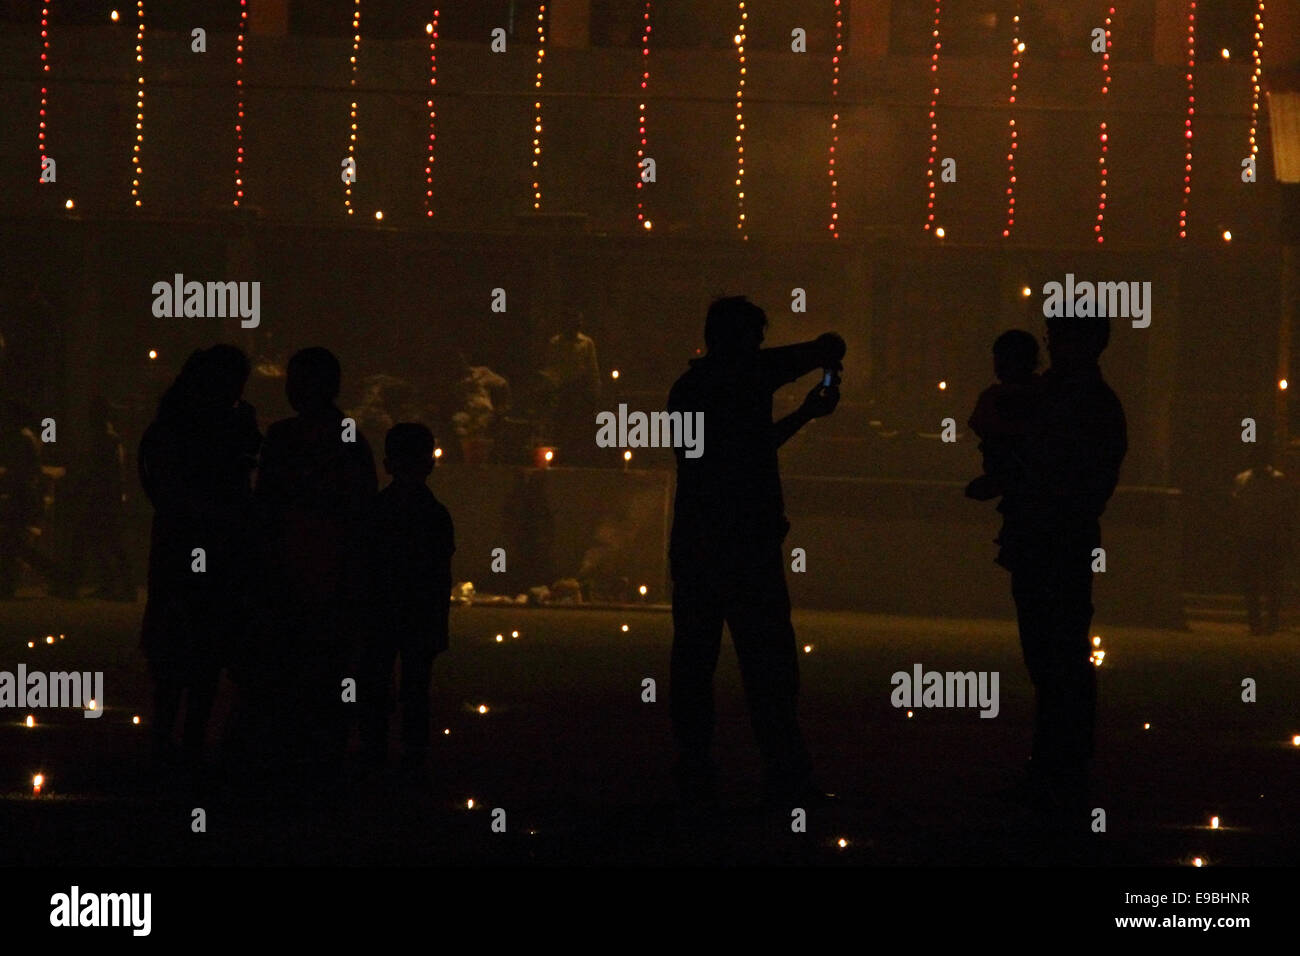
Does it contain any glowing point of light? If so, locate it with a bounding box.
[1022,286,1032,297]
[45,636,54,645]
[511,630,519,638]
[1222,230,1232,242]
[1092,635,1101,647]
[25,715,35,728]
[543,450,554,462]
[1210,816,1220,829]
[1221,48,1230,59]
[906,710,914,718]
[87,699,96,710]
[1291,734,1300,746]
[803,644,812,653]
[65,199,74,209]
[111,9,120,20]
[132,716,140,725]
[33,774,44,792]
[477,704,488,714]
[434,447,442,458]
[621,624,629,632]
[623,450,632,461]
[935,227,946,239]
[467,798,474,808]
[1279,379,1287,391]
[611,369,619,379]
[495,634,503,643]
[374,210,383,221]
[426,23,433,34]
[837,838,848,848]
[638,585,647,596]
[1192,857,1204,867]
[148,350,157,360]
[938,380,947,391]
[1143,722,1151,730]
[444,728,450,735]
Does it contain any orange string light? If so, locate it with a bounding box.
[1002,4,1021,238]
[924,1,941,234]
[1095,7,1112,244]
[131,1,145,207]
[636,1,652,230]
[38,4,51,182]
[344,0,360,215]
[827,0,843,238]
[1178,2,1194,239]
[735,1,748,240]
[233,0,246,206]
[1248,1,1264,169]
[532,4,547,210]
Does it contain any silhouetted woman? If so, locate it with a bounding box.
[139,345,261,770]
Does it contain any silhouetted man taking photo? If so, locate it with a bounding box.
[667,295,845,811]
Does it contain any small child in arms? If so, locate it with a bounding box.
[965,329,1043,503]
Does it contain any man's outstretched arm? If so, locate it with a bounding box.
[774,378,841,448]
[761,333,846,391]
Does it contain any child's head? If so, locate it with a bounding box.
[992,329,1039,384]
[384,422,436,482]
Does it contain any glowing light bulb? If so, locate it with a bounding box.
[467,798,474,808]
[638,585,647,596]
[27,642,34,648]
[1279,379,1288,390]
[132,716,140,725]
[111,9,120,20]
[1022,286,1032,297]
[621,624,629,632]
[1222,230,1232,242]
[1221,48,1230,59]
[25,715,34,728]
[495,634,503,643]
[623,450,632,462]
[1143,722,1151,730]
[611,369,619,379]
[434,447,442,458]
[65,198,74,209]
[46,636,54,644]
[1291,734,1300,746]
[1210,816,1220,829]
[87,699,96,711]
[374,210,383,221]
[938,380,947,390]
[935,226,945,239]
[444,728,450,735]
[906,710,914,718]
[1192,857,1204,867]
[1092,635,1101,646]
[837,838,847,848]
[477,704,488,714]
[33,773,44,793]
[148,349,157,360]
[544,450,554,462]
[511,630,519,638]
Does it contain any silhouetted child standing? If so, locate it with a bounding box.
[360,423,454,774]
[965,330,1044,569]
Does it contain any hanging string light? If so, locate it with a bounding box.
[131,0,145,207]
[1094,7,1112,244]
[38,4,51,182]
[924,1,941,234]
[735,2,748,239]
[1002,5,1022,238]
[532,4,547,210]
[425,11,440,217]
[636,1,652,230]
[344,0,360,215]
[826,0,843,238]
[1178,3,1194,239]
[1248,1,1264,169]
[233,0,246,206]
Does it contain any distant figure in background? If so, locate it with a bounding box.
[667,295,845,811]
[451,352,510,464]
[359,423,454,777]
[543,314,600,464]
[55,395,133,601]
[139,346,261,769]
[255,347,376,776]
[1231,438,1292,635]
[0,401,46,598]
[994,315,1126,815]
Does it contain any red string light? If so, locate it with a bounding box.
[924,1,941,234]
[1095,7,1112,244]
[131,1,145,207]
[233,0,246,206]
[425,11,439,218]
[1002,5,1022,238]
[344,0,360,215]
[826,0,843,238]
[38,4,50,183]
[532,4,547,210]
[1178,3,1194,239]
[636,1,652,231]
[735,2,748,240]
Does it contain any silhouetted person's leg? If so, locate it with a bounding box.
[726,552,812,804]
[398,636,434,760]
[360,636,398,765]
[181,664,221,762]
[670,570,726,798]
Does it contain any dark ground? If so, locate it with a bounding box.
[1,594,1298,868]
